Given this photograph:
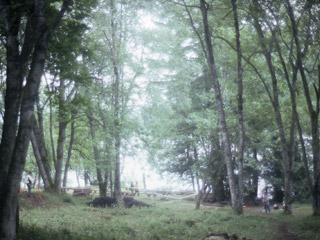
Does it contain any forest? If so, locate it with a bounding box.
[0,0,320,239]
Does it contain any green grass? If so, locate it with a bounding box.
[18,192,320,240]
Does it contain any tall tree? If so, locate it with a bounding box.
[109,0,122,197]
[284,0,320,216]
[183,0,240,212]
[0,1,71,238]
[89,0,142,197]
[231,0,245,213]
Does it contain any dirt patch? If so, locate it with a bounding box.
[277,222,306,240]
[19,191,46,209]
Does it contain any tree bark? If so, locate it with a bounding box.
[109,0,122,198]
[48,81,57,171]
[54,78,68,191]
[231,0,245,214]
[196,183,207,210]
[284,0,320,216]
[252,149,259,197]
[251,2,293,214]
[199,0,238,211]
[34,104,53,186]
[110,170,114,197]
[0,1,69,238]
[30,129,51,189]
[87,110,107,197]
[63,109,77,187]
[97,105,112,196]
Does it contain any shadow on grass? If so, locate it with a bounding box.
[18,225,93,240]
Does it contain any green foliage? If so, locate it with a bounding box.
[62,194,74,204]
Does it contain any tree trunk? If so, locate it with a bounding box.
[231,0,245,214]
[84,171,90,186]
[284,0,320,216]
[109,0,122,198]
[191,173,196,192]
[110,170,114,197]
[0,1,71,238]
[30,129,51,189]
[195,173,201,193]
[143,173,147,189]
[199,0,238,211]
[63,109,76,187]
[214,174,226,201]
[195,183,207,210]
[35,104,53,185]
[252,149,259,197]
[0,22,48,240]
[54,78,68,191]
[251,3,293,214]
[87,110,107,197]
[0,6,25,199]
[48,81,57,171]
[194,146,201,194]
[103,168,109,196]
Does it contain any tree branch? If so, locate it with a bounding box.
[182,0,208,60]
[211,34,273,104]
[172,0,200,8]
[48,0,71,36]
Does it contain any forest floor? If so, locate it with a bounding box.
[242,206,306,240]
[18,190,319,240]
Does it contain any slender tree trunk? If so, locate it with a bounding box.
[251,4,293,213]
[284,0,320,216]
[31,103,54,190]
[104,168,109,196]
[63,109,76,187]
[231,0,245,214]
[84,171,89,186]
[97,103,112,196]
[196,183,207,210]
[48,81,57,171]
[110,0,122,198]
[143,173,147,189]
[199,0,238,210]
[110,171,114,197]
[75,169,80,187]
[87,110,107,197]
[191,173,196,192]
[252,149,259,197]
[269,16,299,212]
[34,105,53,186]
[54,78,68,191]
[195,173,201,193]
[194,146,201,194]
[30,129,51,189]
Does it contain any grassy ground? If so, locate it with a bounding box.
[17,190,320,240]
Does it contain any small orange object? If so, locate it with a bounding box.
[37,184,42,200]
[19,189,25,193]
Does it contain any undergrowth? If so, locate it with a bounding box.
[18,192,320,240]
